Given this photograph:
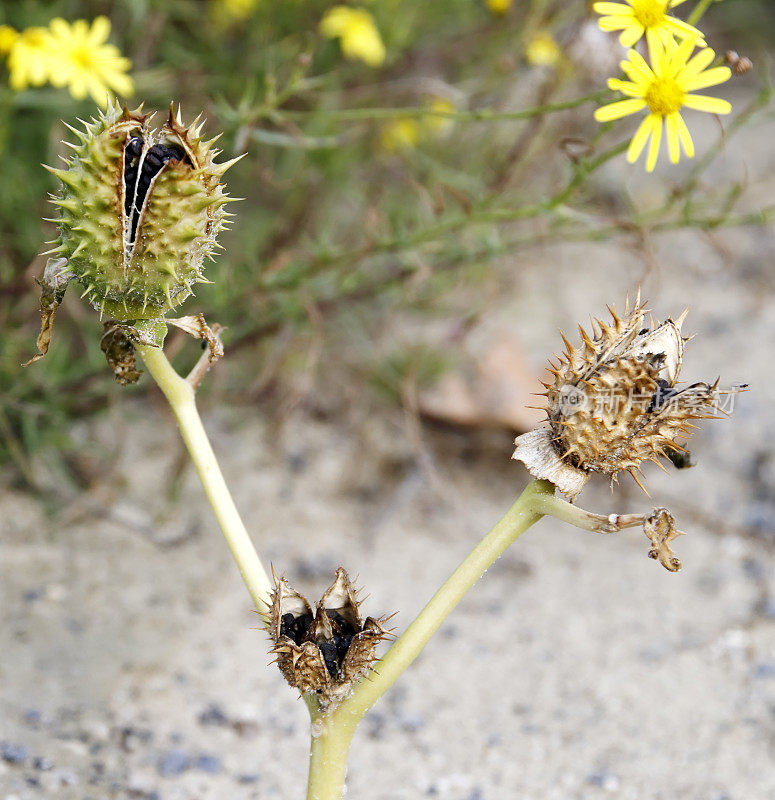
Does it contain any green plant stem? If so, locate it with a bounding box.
[687,0,714,25]
[243,90,608,127]
[137,343,272,616]
[305,479,555,800]
[306,713,355,800]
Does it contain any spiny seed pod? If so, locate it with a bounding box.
[25,100,240,364]
[512,294,746,500]
[268,568,393,707]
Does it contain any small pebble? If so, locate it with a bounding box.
[195,754,221,774]
[398,711,424,732]
[32,756,53,771]
[237,773,260,784]
[157,749,190,777]
[755,662,775,679]
[22,709,42,728]
[0,742,29,765]
[587,771,620,791]
[197,704,229,727]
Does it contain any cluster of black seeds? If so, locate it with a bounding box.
[279,609,358,679]
[123,136,189,243]
[280,611,313,645]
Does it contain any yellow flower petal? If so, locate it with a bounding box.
[48,18,70,37]
[607,78,644,98]
[598,15,633,32]
[627,114,655,163]
[663,17,706,43]
[683,66,731,92]
[0,25,18,55]
[646,114,663,171]
[673,112,694,157]
[620,24,645,47]
[593,2,632,14]
[682,94,732,114]
[679,45,716,78]
[89,16,111,45]
[594,97,647,122]
[626,48,655,83]
[666,112,680,163]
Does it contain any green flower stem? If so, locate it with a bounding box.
[687,0,714,25]
[137,343,272,616]
[305,479,555,800]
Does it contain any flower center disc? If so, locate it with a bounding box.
[631,0,667,28]
[645,77,685,115]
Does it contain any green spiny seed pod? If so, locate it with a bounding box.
[26,100,240,364]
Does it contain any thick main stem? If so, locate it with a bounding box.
[306,714,355,800]
[305,479,554,800]
[138,344,272,615]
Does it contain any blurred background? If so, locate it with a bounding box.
[1,1,775,798]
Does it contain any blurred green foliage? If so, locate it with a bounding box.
[1,0,773,488]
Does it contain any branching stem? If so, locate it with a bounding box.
[304,481,669,799]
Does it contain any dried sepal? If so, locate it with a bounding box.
[512,294,745,500]
[168,313,224,362]
[267,568,393,707]
[643,508,685,572]
[22,258,76,366]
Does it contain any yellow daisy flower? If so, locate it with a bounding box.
[485,0,513,14]
[320,6,386,67]
[380,118,421,152]
[6,26,55,91]
[593,0,704,49]
[525,32,561,68]
[47,17,134,107]
[595,36,732,172]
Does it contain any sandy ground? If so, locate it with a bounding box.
[2,96,775,800]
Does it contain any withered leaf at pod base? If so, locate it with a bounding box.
[268,568,393,707]
[512,293,747,500]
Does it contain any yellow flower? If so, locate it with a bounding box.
[209,0,259,26]
[525,32,561,67]
[320,6,386,67]
[0,24,18,55]
[380,117,420,151]
[485,0,513,13]
[593,0,704,49]
[594,36,732,171]
[47,17,134,107]
[6,27,55,91]
[422,97,455,137]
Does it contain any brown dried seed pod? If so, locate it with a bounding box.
[725,50,753,76]
[267,568,392,707]
[512,293,745,500]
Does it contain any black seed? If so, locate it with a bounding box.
[326,609,357,636]
[648,379,677,413]
[318,642,339,678]
[279,612,313,645]
[126,136,143,157]
[334,632,353,661]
